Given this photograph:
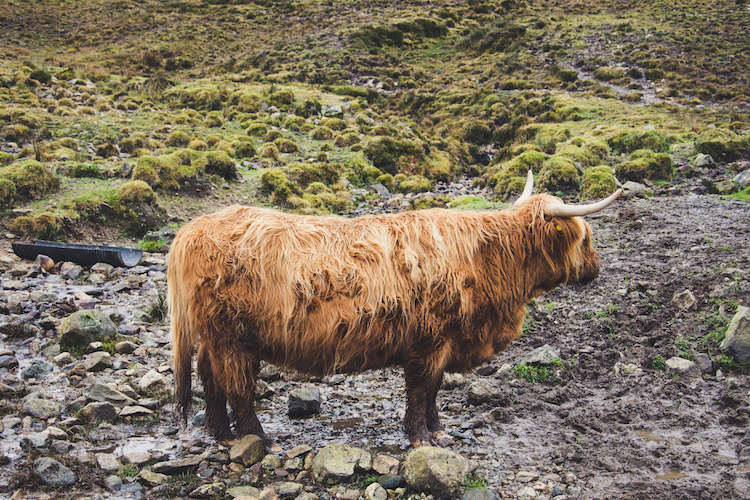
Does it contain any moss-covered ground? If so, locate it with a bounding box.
[0,0,748,240]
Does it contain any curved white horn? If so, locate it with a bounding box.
[547,189,623,217]
[513,170,534,206]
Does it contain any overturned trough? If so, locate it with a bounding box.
[12,240,143,268]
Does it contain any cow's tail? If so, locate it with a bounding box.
[168,244,195,423]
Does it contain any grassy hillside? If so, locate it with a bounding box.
[0,0,748,243]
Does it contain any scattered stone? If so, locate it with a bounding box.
[671,290,696,310]
[364,482,388,500]
[403,446,471,498]
[734,168,750,189]
[377,473,405,489]
[83,351,113,372]
[373,454,400,475]
[520,344,560,365]
[461,489,499,500]
[665,357,701,377]
[230,434,266,466]
[622,181,646,198]
[96,452,122,472]
[59,309,117,346]
[105,474,123,491]
[467,379,508,406]
[138,369,169,391]
[119,405,154,418]
[276,481,302,498]
[285,444,313,460]
[613,362,643,377]
[22,398,61,419]
[694,153,714,167]
[693,353,714,374]
[311,442,372,484]
[21,431,51,452]
[721,306,750,362]
[516,486,537,498]
[88,381,137,408]
[138,470,170,486]
[288,386,321,417]
[60,262,83,279]
[33,457,76,485]
[20,358,54,379]
[227,485,261,498]
[190,482,226,498]
[371,183,391,199]
[115,340,138,353]
[0,354,19,369]
[53,352,73,365]
[153,456,203,474]
[79,402,118,423]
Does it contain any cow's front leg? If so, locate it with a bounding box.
[404,365,444,448]
[425,372,453,447]
[197,344,234,442]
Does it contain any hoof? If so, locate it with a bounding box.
[220,437,238,447]
[410,439,432,448]
[432,430,454,447]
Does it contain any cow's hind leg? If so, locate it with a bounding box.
[425,372,453,447]
[197,344,234,442]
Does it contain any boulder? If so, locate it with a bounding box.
[288,386,321,417]
[403,446,471,498]
[721,306,750,362]
[229,434,266,466]
[88,381,136,408]
[60,310,117,346]
[33,457,76,486]
[311,442,372,484]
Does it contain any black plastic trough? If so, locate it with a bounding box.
[12,240,143,268]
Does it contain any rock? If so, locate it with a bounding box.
[23,398,61,419]
[53,352,73,365]
[20,358,54,379]
[33,457,76,485]
[60,310,117,346]
[693,353,714,374]
[21,431,51,452]
[715,179,737,194]
[229,434,266,466]
[138,369,169,391]
[461,489,499,500]
[119,405,154,418]
[694,153,714,167]
[371,183,391,199]
[105,474,123,491]
[311,442,372,484]
[79,402,118,423]
[60,262,83,279]
[261,453,282,471]
[520,344,560,365]
[96,452,122,472]
[285,444,313,459]
[138,470,170,486]
[227,485,261,498]
[0,354,19,369]
[373,454,400,475]
[276,481,302,498]
[323,104,343,116]
[622,181,646,198]
[665,357,701,378]
[153,456,203,474]
[83,351,113,372]
[45,426,69,440]
[190,482,226,498]
[516,486,537,498]
[88,381,136,408]
[403,446,471,498]
[365,482,388,500]
[92,262,115,275]
[288,386,321,417]
[115,341,138,353]
[377,473,405,489]
[721,306,750,362]
[467,379,508,406]
[734,168,750,189]
[671,289,696,310]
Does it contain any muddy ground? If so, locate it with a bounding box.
[1,189,748,500]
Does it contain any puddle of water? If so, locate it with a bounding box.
[655,471,688,481]
[331,417,364,430]
[633,430,664,442]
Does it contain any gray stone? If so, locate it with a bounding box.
[92,262,115,275]
[276,481,302,498]
[20,358,54,379]
[105,474,123,491]
[230,434,266,466]
[403,446,471,498]
[622,181,646,198]
[83,351,113,372]
[721,306,750,362]
[21,431,51,452]
[671,289,696,310]
[311,442,372,484]
[60,310,117,346]
[23,398,61,420]
[467,379,508,406]
[693,353,714,374]
[96,452,122,472]
[285,444,313,459]
[152,456,202,474]
[120,405,154,418]
[138,470,170,486]
[0,354,18,369]
[190,482,225,498]
[365,482,387,500]
[33,457,76,485]
[734,168,750,189]
[461,489,499,500]
[115,341,138,353]
[53,352,73,365]
[60,262,83,279]
[288,386,321,417]
[227,485,261,498]
[80,401,118,423]
[520,344,560,365]
[373,454,400,475]
[377,473,405,489]
[665,357,701,378]
[88,381,136,408]
[138,369,169,391]
[694,153,714,167]
[323,104,343,117]
[371,183,391,199]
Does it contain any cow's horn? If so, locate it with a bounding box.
[547,189,623,217]
[513,170,534,206]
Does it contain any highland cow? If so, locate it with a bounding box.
[169,171,621,448]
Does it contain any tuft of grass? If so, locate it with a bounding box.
[462,473,488,489]
[651,355,666,371]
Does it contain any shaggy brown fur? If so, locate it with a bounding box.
[169,193,604,447]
